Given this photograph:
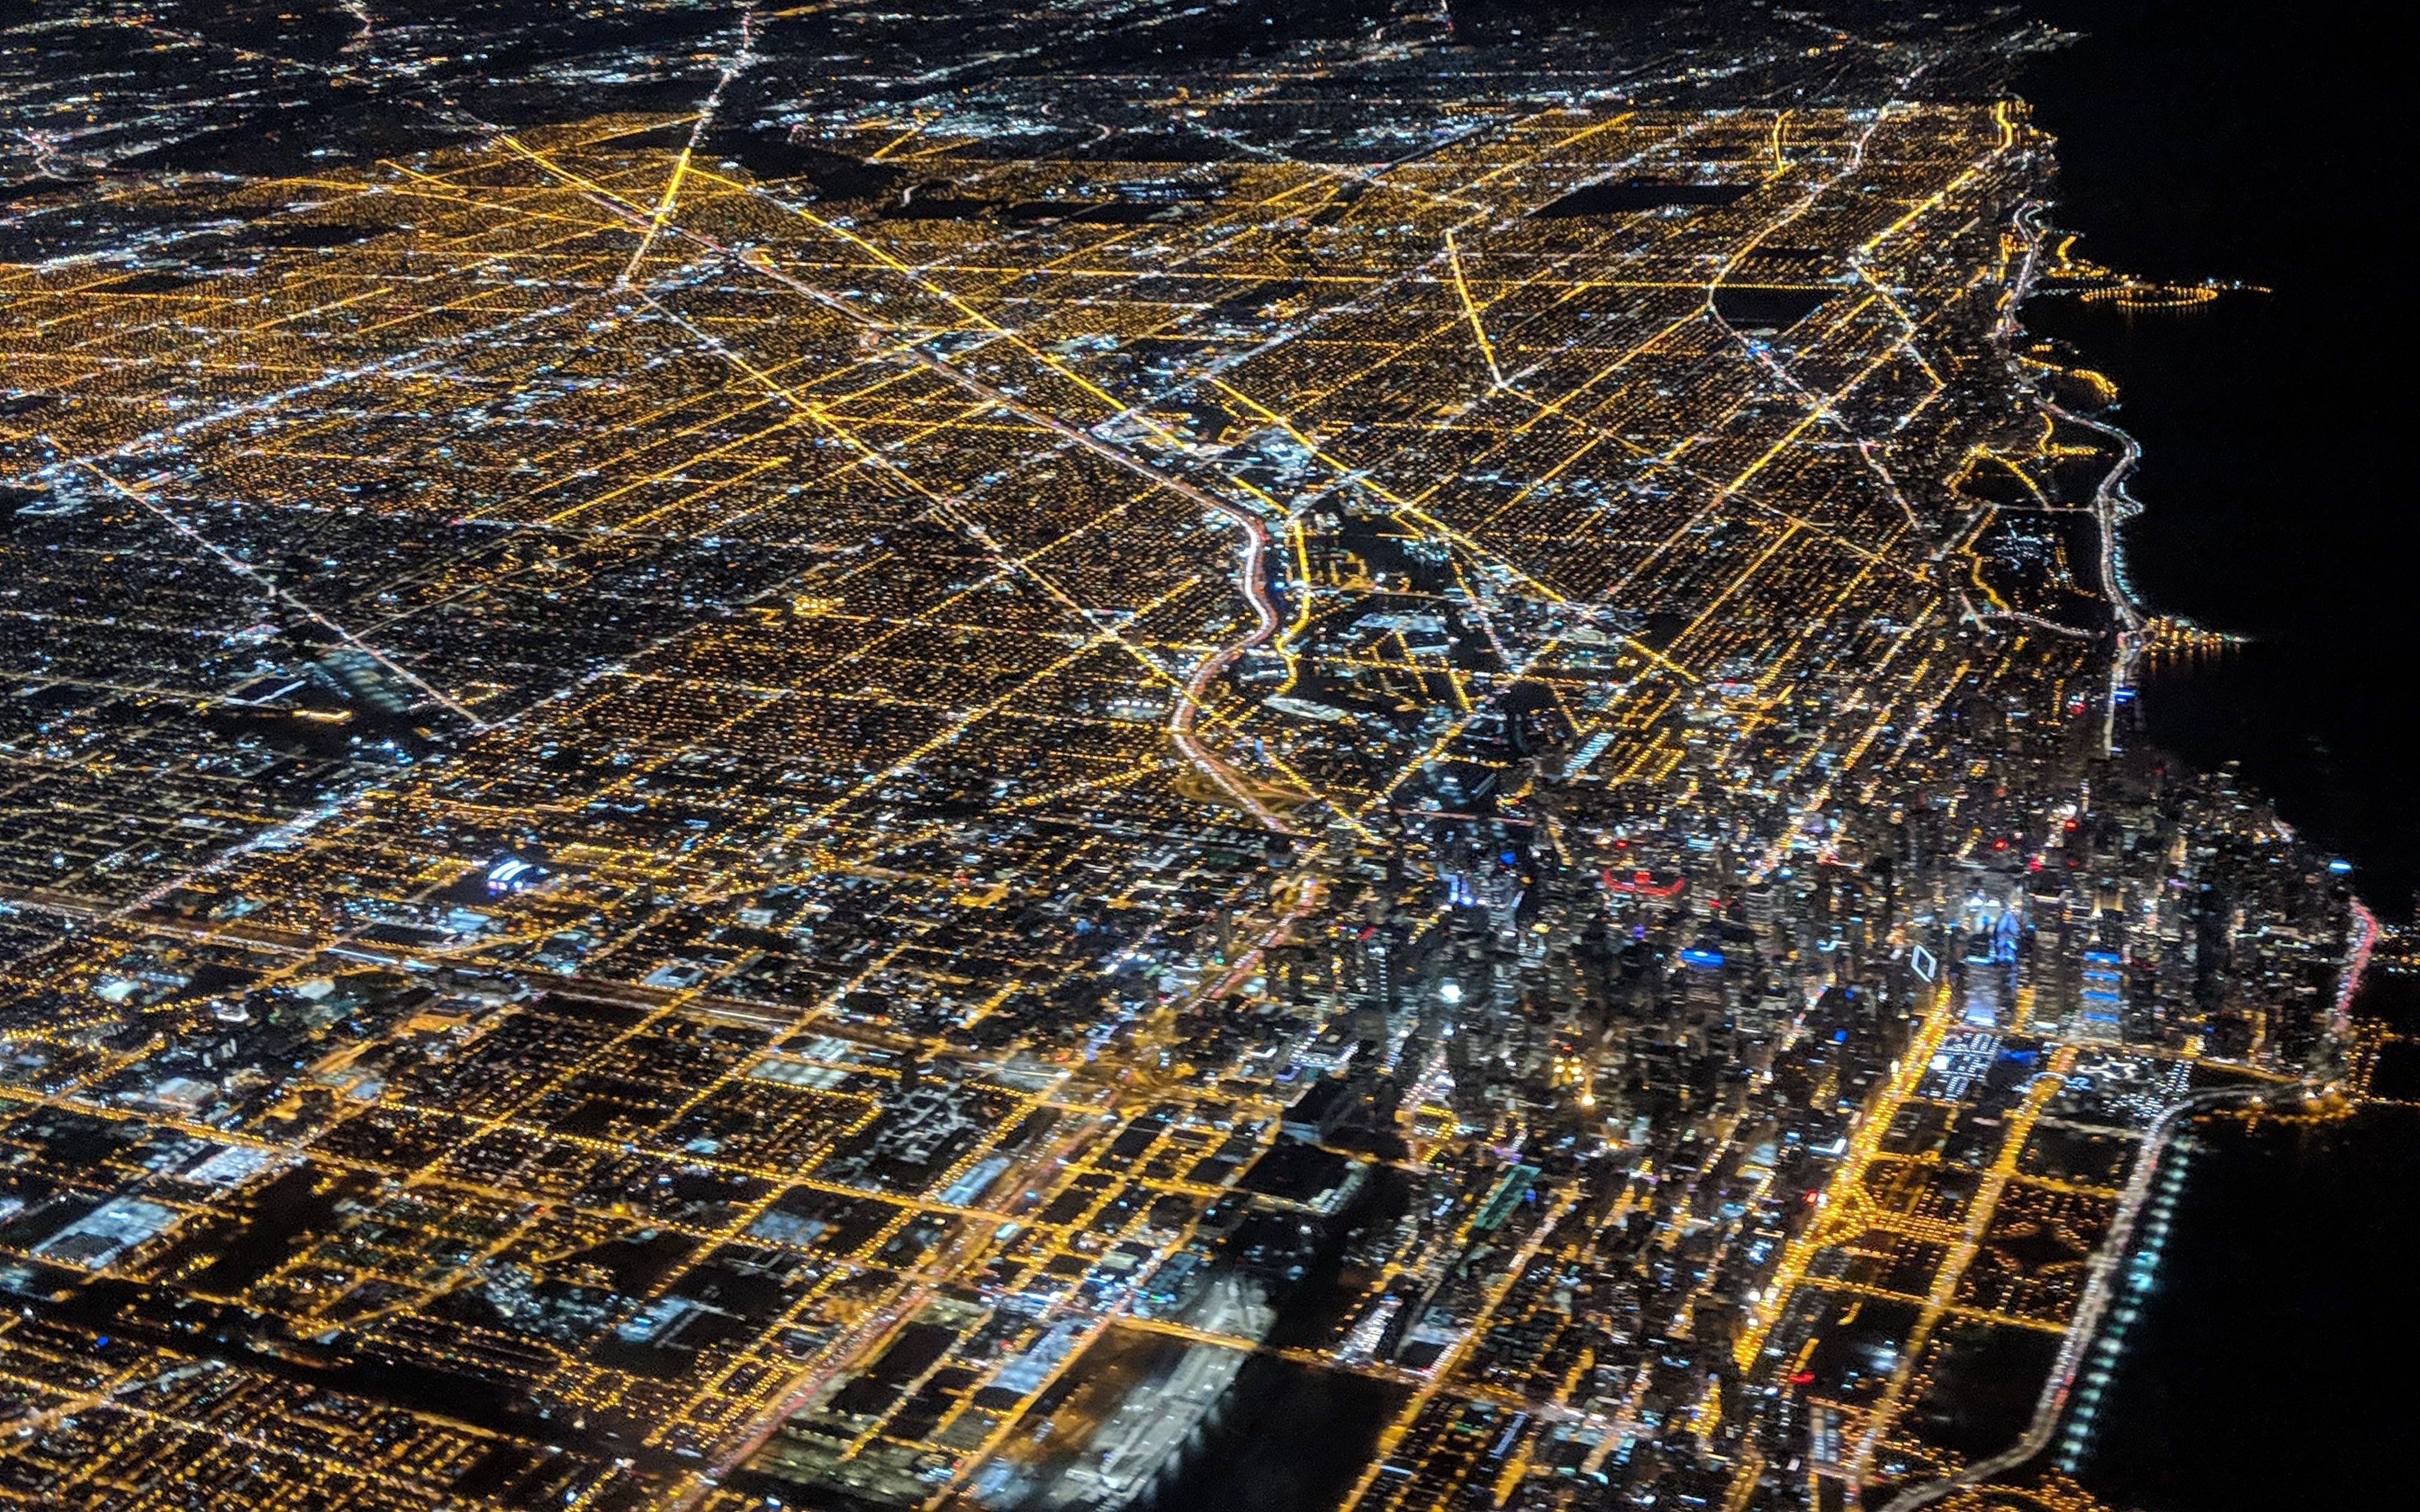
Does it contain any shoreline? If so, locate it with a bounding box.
[1874,1079,2316,1511]
[1871,107,2385,1505]
[1991,182,2154,768]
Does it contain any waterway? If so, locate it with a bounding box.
[2014,5,2420,1505]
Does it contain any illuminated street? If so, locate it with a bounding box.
[0,4,2386,1511]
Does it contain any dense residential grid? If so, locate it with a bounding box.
[0,5,2374,1512]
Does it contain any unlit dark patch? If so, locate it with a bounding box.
[1537,179,1753,216]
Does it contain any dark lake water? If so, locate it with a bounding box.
[2018,2,2418,919]
[2060,1097,2420,1510]
[2016,5,2420,1502]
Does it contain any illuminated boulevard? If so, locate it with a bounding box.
[0,6,2387,1512]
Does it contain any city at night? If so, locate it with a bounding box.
[2,4,2412,1510]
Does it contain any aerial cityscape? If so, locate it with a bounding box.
[1,4,2405,1511]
